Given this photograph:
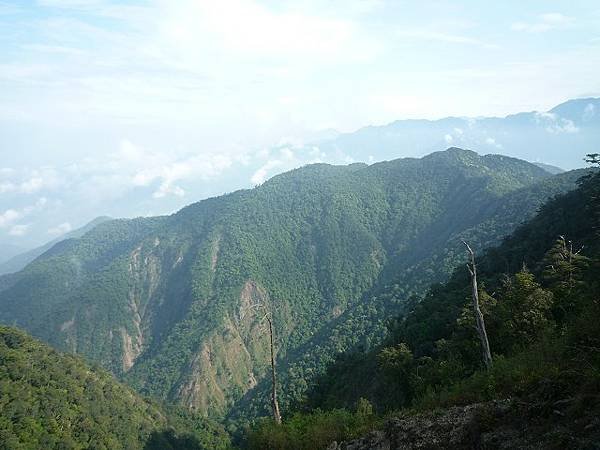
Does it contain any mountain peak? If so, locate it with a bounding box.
[424,147,480,163]
[549,97,600,122]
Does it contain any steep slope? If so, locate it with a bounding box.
[0,216,112,275]
[533,162,564,174]
[246,163,600,450]
[0,326,230,449]
[0,148,585,419]
[306,165,600,415]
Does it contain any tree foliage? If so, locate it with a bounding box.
[0,326,231,450]
[258,165,600,448]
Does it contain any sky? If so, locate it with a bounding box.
[1,0,600,248]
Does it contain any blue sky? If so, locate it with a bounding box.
[1,0,599,247]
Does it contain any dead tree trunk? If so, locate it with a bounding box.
[267,316,282,424]
[463,241,493,370]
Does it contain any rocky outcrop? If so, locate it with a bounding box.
[328,399,600,450]
[328,403,497,450]
[177,280,271,415]
[122,241,162,371]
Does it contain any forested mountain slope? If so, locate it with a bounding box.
[0,326,230,450]
[247,159,600,450]
[306,161,600,413]
[0,148,587,419]
[0,216,111,276]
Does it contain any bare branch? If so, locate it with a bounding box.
[463,241,493,370]
[462,240,474,256]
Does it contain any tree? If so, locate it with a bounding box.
[582,153,600,236]
[266,313,282,424]
[241,298,282,424]
[462,241,493,369]
[492,268,553,353]
[542,236,590,323]
[584,153,600,166]
[377,343,417,406]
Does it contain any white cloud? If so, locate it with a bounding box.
[153,184,185,199]
[0,168,62,194]
[159,0,361,60]
[131,151,234,198]
[444,134,453,144]
[249,144,354,185]
[535,112,579,134]
[308,146,327,163]
[48,222,72,235]
[548,120,579,134]
[485,137,503,149]
[20,177,45,194]
[58,139,238,200]
[0,182,16,193]
[251,147,297,185]
[0,209,22,228]
[9,224,30,236]
[512,13,574,33]
[0,198,47,229]
[251,160,284,185]
[1,0,599,243]
[583,103,596,120]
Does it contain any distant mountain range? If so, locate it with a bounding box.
[0,216,112,275]
[533,162,564,174]
[0,243,26,265]
[300,97,600,171]
[0,97,597,256]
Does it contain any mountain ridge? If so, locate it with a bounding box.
[0,216,112,276]
[0,148,586,420]
[307,98,599,170]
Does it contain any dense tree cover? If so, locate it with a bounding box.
[0,326,231,450]
[0,149,588,421]
[247,163,600,448]
[246,398,379,450]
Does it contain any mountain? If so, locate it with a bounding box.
[0,98,596,258]
[303,97,600,170]
[548,97,600,123]
[246,158,600,450]
[0,243,26,265]
[304,162,599,413]
[0,326,230,449]
[533,162,564,174]
[0,148,587,420]
[0,216,112,276]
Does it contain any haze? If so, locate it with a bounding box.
[1,0,599,248]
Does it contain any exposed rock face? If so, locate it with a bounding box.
[177,280,271,415]
[122,242,161,371]
[210,235,221,272]
[328,403,492,450]
[328,400,600,450]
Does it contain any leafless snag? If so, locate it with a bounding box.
[463,241,493,370]
[240,298,282,424]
